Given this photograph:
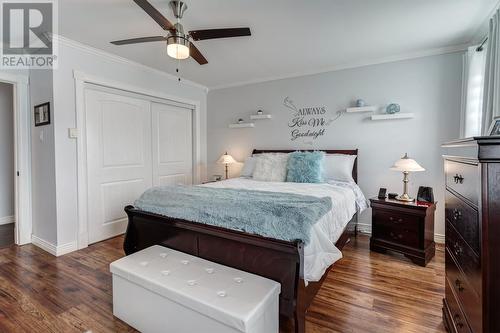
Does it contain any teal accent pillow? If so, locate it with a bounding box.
[286,151,325,183]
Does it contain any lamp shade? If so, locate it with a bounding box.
[390,153,425,172]
[217,152,237,165]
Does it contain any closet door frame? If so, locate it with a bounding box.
[74,70,203,251]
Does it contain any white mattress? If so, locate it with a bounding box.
[200,178,367,284]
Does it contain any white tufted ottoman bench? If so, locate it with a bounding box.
[110,245,281,333]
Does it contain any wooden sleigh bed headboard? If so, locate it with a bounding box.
[252,149,359,183]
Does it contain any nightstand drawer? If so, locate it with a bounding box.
[445,159,479,207]
[445,190,479,255]
[372,210,420,248]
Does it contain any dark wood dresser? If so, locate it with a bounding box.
[370,198,436,266]
[442,137,500,333]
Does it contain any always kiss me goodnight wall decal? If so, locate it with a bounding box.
[283,97,345,142]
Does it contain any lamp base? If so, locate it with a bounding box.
[396,194,414,202]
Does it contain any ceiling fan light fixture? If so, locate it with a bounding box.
[166,35,190,60]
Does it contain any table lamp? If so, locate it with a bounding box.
[218,152,236,179]
[390,153,425,202]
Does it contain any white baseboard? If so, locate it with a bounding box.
[0,215,15,225]
[31,235,78,256]
[357,223,445,244]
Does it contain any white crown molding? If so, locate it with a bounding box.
[32,235,78,256]
[53,34,209,93]
[0,216,15,225]
[469,0,500,44]
[209,43,469,91]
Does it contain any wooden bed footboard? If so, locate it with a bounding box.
[123,206,358,333]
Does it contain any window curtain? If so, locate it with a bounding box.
[463,46,486,138]
[482,9,500,135]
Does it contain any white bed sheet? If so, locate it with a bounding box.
[200,178,367,283]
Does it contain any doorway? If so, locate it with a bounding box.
[0,82,15,248]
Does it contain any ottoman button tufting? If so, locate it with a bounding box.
[217,291,227,297]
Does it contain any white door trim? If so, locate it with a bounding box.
[0,72,31,245]
[74,70,203,250]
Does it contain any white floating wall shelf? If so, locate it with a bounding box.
[346,106,377,113]
[228,123,255,128]
[250,114,272,120]
[371,113,414,121]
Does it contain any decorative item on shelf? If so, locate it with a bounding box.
[238,118,244,124]
[378,188,387,199]
[356,99,366,107]
[390,153,425,202]
[386,103,400,114]
[487,116,500,136]
[217,152,237,179]
[417,186,434,203]
[388,193,398,199]
[250,110,272,120]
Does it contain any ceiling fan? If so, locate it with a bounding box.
[111,0,251,65]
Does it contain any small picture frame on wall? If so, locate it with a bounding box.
[34,102,50,127]
[487,116,500,136]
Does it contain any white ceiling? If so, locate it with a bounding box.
[59,0,498,89]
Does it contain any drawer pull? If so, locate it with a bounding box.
[452,209,462,221]
[453,241,463,257]
[454,174,464,184]
[455,279,465,292]
[389,232,403,240]
[389,216,404,223]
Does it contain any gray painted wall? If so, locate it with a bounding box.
[0,82,14,221]
[207,53,464,238]
[30,69,57,244]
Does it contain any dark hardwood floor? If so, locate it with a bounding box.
[0,223,14,249]
[0,234,445,333]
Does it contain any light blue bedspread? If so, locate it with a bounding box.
[134,186,332,244]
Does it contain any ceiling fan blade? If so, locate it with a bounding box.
[190,43,208,65]
[189,28,251,41]
[133,0,175,32]
[111,36,167,45]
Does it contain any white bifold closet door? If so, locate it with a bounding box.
[151,102,193,186]
[85,88,192,244]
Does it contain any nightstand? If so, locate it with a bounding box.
[369,198,436,266]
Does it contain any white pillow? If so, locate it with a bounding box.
[252,153,289,182]
[323,154,357,182]
[240,157,256,178]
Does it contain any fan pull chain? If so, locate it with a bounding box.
[177,59,181,82]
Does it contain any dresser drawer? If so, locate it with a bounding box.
[445,191,480,255]
[445,159,479,206]
[372,210,420,248]
[445,279,472,333]
[446,221,481,297]
[445,249,482,333]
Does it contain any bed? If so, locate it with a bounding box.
[123,149,363,333]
